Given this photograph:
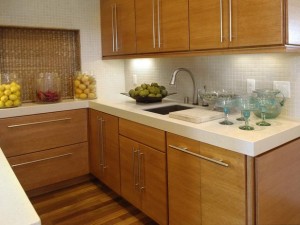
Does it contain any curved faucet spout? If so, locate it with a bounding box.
[169,68,198,105]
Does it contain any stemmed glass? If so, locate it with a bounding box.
[215,97,235,125]
[236,95,258,130]
[256,96,271,126]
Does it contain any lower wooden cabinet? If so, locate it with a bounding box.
[119,135,167,225]
[89,109,120,194]
[8,142,89,191]
[167,132,247,225]
[255,138,300,225]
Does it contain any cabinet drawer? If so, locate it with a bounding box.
[0,109,88,157]
[8,142,89,191]
[119,118,166,152]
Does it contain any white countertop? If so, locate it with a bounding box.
[89,96,300,157]
[0,148,41,225]
[1,96,299,156]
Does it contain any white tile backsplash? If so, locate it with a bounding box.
[125,53,300,119]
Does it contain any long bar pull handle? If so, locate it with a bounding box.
[114,3,119,51]
[157,0,161,48]
[7,118,71,128]
[98,117,106,172]
[111,4,115,52]
[139,152,145,191]
[220,0,223,43]
[229,0,232,42]
[11,153,73,167]
[132,148,138,188]
[168,145,229,167]
[152,0,156,48]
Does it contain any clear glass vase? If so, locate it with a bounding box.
[0,73,22,108]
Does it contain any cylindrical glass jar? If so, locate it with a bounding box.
[74,71,97,100]
[0,73,22,108]
[35,73,61,103]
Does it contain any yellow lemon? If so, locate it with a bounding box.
[0,91,3,97]
[0,85,5,92]
[79,93,87,99]
[75,88,83,94]
[4,90,11,96]
[74,80,80,87]
[5,84,11,90]
[88,93,96,99]
[13,99,21,106]
[5,100,13,107]
[15,91,21,97]
[0,101,4,108]
[84,89,90,94]
[9,94,18,101]
[1,95,8,102]
[10,86,18,93]
[78,84,86,90]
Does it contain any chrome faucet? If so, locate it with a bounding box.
[169,68,198,105]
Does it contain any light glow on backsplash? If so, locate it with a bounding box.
[125,53,300,119]
[131,59,154,71]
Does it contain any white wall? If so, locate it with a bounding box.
[0,0,125,99]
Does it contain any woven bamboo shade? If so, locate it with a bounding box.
[0,26,81,102]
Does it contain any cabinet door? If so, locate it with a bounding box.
[89,109,120,194]
[160,0,189,52]
[136,0,189,53]
[167,133,201,225]
[190,0,229,50]
[200,143,246,225]
[140,143,167,225]
[135,0,158,53]
[230,0,284,47]
[8,142,89,191]
[119,136,141,209]
[101,0,136,56]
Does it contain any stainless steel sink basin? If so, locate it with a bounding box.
[144,105,193,115]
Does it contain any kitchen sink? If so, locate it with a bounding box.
[144,104,193,115]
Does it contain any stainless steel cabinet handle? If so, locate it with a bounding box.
[168,144,229,167]
[98,117,105,172]
[132,148,139,188]
[11,153,73,167]
[157,0,161,48]
[139,152,145,191]
[7,118,71,128]
[229,0,232,42]
[114,3,119,51]
[220,0,223,43]
[152,0,156,48]
[111,4,115,52]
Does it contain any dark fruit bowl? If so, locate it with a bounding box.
[121,92,176,103]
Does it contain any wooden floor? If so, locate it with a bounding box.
[30,180,158,225]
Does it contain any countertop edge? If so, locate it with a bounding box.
[0,148,41,225]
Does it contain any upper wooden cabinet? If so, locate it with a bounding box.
[135,0,189,53]
[101,0,136,56]
[190,0,284,50]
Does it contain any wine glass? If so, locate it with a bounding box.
[236,96,258,130]
[215,97,235,125]
[256,96,271,126]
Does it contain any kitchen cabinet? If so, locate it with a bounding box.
[255,138,300,225]
[167,132,247,225]
[101,0,136,56]
[135,0,189,53]
[119,118,167,225]
[89,109,120,194]
[190,0,284,50]
[0,109,89,191]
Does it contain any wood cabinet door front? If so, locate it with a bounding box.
[189,0,229,50]
[119,136,141,209]
[230,0,284,47]
[140,143,167,225]
[101,0,136,56]
[200,143,247,225]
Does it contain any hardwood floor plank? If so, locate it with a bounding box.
[30,180,158,225]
